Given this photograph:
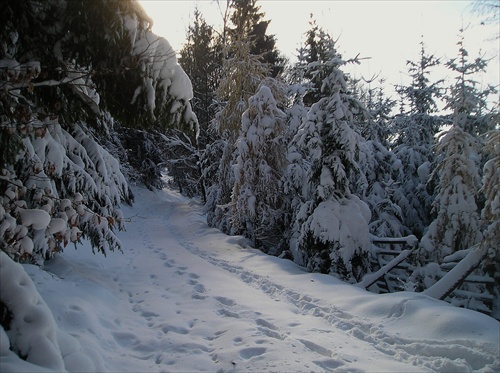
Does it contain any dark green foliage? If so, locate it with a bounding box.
[0,0,201,261]
[179,8,221,132]
[299,17,339,106]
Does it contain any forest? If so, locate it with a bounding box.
[0,1,499,361]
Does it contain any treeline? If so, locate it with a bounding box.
[172,1,499,317]
[0,0,498,322]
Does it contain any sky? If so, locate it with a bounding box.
[138,0,498,103]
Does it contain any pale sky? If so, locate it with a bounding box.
[139,0,499,105]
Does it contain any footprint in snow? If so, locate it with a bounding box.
[217,309,240,318]
[160,324,190,335]
[189,280,207,300]
[193,283,205,293]
[140,310,159,319]
[313,359,345,370]
[214,296,237,307]
[299,339,333,358]
[256,318,285,340]
[163,260,175,268]
[238,347,266,360]
[111,332,139,348]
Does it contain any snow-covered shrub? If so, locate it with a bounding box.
[296,196,371,282]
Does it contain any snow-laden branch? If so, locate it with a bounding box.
[1,59,100,113]
[423,244,489,300]
[371,235,419,246]
[356,248,415,290]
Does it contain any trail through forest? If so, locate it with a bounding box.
[4,185,499,372]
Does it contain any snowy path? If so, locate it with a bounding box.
[18,186,500,372]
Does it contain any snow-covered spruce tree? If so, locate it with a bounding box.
[69,0,199,190]
[119,3,200,191]
[346,77,410,240]
[357,140,410,240]
[299,17,340,107]
[390,40,445,237]
[1,0,200,259]
[205,0,274,232]
[287,45,372,282]
[0,6,134,263]
[444,30,497,137]
[420,31,497,262]
[2,0,199,190]
[230,85,287,253]
[206,39,268,232]
[415,34,498,313]
[354,78,396,147]
[420,125,482,263]
[480,129,500,319]
[279,79,310,258]
[415,123,489,311]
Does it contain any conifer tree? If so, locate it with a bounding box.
[230,85,287,252]
[391,40,444,237]
[1,0,197,261]
[421,36,493,256]
[299,17,340,107]
[444,30,497,137]
[205,0,273,231]
[480,129,500,318]
[285,38,371,282]
[357,140,409,240]
[355,78,396,147]
[179,8,222,133]
[422,32,498,260]
[420,125,482,262]
[415,33,498,311]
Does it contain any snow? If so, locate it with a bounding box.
[1,185,499,372]
[126,19,194,120]
[0,251,65,371]
[19,209,51,230]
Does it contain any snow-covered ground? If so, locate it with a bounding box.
[2,185,499,372]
